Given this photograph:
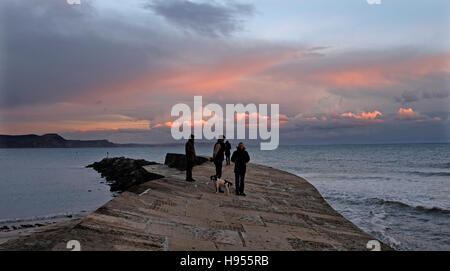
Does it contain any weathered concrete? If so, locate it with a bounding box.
[0,155,392,251]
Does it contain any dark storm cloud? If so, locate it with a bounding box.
[0,0,288,110]
[279,113,450,145]
[394,90,421,105]
[422,89,450,99]
[394,75,450,105]
[0,0,166,108]
[395,89,450,105]
[146,0,254,37]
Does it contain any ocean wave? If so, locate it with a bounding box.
[428,162,450,169]
[409,171,450,177]
[0,210,87,225]
[371,198,450,215]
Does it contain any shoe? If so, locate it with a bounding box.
[186,178,196,182]
[240,193,246,197]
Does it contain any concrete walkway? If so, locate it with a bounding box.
[1,160,391,251]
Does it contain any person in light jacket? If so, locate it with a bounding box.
[212,135,225,178]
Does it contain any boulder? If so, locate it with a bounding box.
[87,157,163,192]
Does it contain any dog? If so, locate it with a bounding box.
[210,175,233,195]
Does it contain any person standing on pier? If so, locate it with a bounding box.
[225,140,231,165]
[213,135,225,178]
[231,142,250,196]
[185,134,196,182]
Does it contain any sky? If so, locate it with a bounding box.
[0,0,449,145]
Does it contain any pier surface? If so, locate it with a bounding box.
[0,157,391,251]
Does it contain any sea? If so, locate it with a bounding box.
[0,144,449,250]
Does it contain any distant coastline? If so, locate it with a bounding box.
[0,133,158,148]
[0,134,257,149]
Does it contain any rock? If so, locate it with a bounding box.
[20,224,33,229]
[164,153,209,170]
[87,157,164,192]
[0,226,9,231]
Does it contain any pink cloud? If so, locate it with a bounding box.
[304,53,450,90]
[397,108,419,120]
[340,110,383,122]
[74,47,306,107]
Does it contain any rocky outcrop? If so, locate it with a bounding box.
[0,133,165,148]
[164,153,210,170]
[87,157,164,191]
[0,134,118,148]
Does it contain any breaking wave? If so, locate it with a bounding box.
[370,198,450,215]
[409,171,450,177]
[428,162,450,169]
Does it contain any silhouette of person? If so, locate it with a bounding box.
[225,140,231,165]
[231,142,250,196]
[213,135,225,178]
[185,134,196,182]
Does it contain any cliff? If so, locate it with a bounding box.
[0,134,117,148]
[0,154,392,251]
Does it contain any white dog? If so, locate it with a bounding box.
[210,175,233,195]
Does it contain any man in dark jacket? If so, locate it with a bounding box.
[225,140,231,165]
[231,142,250,196]
[213,135,225,178]
[185,134,196,182]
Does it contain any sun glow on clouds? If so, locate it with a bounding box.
[2,0,449,143]
[341,110,383,121]
[396,108,441,123]
[1,114,151,134]
[153,122,173,128]
[51,50,448,137]
[151,48,304,93]
[59,115,151,133]
[153,112,288,130]
[397,108,419,120]
[307,53,450,89]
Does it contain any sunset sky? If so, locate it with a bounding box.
[1,0,449,144]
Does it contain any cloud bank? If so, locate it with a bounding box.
[147,0,255,37]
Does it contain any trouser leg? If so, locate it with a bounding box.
[235,173,240,194]
[186,161,193,180]
[239,173,245,194]
[215,160,222,178]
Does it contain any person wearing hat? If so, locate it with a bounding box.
[213,135,226,178]
[185,134,196,182]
